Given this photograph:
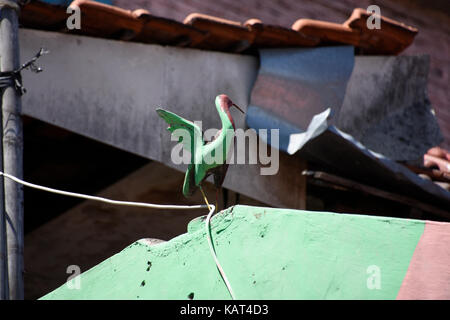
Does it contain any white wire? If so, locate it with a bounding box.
[0,171,207,210]
[205,204,236,300]
[0,170,235,299]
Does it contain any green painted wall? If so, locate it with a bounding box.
[41,205,425,300]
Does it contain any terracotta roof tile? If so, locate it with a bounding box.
[132,10,206,47]
[69,0,143,40]
[405,147,450,189]
[244,19,320,48]
[19,1,68,30]
[344,8,418,55]
[424,154,450,174]
[183,13,254,52]
[292,19,361,47]
[427,147,450,162]
[19,1,419,55]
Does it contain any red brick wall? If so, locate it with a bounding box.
[114,0,450,150]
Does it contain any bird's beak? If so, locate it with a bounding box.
[232,103,245,114]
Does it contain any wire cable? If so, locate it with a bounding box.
[0,171,207,210]
[0,170,235,299]
[200,186,236,300]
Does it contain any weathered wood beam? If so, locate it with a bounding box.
[303,170,450,219]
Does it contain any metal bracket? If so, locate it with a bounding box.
[0,47,48,95]
[0,0,21,12]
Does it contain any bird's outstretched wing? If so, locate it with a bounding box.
[183,163,197,197]
[156,108,204,158]
[157,108,204,197]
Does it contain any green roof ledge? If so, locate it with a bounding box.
[40,205,425,300]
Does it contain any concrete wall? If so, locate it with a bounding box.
[20,28,308,210]
[114,0,450,151]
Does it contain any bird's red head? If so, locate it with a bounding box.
[217,94,232,109]
[217,94,244,130]
[217,94,244,113]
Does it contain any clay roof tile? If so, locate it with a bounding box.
[19,1,419,55]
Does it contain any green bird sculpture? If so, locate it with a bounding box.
[156,94,244,206]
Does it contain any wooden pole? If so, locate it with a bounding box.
[0,0,24,300]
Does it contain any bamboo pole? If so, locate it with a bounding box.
[0,0,24,300]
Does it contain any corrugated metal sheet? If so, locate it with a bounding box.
[246,46,443,185]
[287,109,449,208]
[247,46,354,134]
[247,53,449,206]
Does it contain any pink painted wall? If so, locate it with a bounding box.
[397,221,450,299]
